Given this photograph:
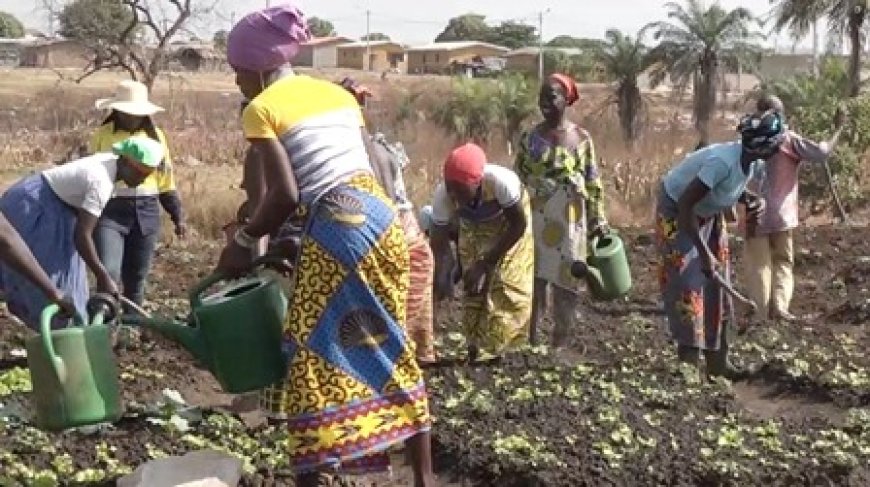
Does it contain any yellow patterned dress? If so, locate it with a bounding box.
[242,74,429,474]
[515,126,606,290]
[430,164,535,357]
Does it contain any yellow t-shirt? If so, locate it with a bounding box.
[89,123,176,196]
[241,75,370,204]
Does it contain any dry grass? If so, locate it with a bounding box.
[0,68,744,236]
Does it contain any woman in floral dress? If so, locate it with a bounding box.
[515,73,608,348]
[656,111,784,378]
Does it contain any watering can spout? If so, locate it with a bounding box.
[124,315,208,365]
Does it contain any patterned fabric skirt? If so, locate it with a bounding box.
[0,175,89,330]
[398,209,436,362]
[259,173,430,475]
[529,185,588,292]
[655,184,728,351]
[457,192,535,356]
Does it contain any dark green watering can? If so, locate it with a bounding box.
[25,303,122,431]
[571,232,632,300]
[121,264,289,394]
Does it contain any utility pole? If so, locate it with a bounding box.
[537,9,550,81]
[811,18,820,76]
[365,9,371,71]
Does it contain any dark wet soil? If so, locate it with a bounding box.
[1,225,869,486]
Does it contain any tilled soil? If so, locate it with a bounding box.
[1,224,869,486]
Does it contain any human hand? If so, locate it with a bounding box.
[463,258,493,296]
[216,240,254,278]
[745,194,766,220]
[48,291,78,319]
[174,222,188,239]
[589,219,610,239]
[96,273,119,298]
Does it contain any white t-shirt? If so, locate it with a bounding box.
[42,153,118,217]
[431,164,522,225]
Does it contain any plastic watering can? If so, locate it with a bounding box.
[121,264,289,394]
[571,233,632,300]
[25,303,123,431]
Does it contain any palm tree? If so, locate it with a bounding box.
[431,78,499,144]
[594,28,655,148]
[647,0,763,146]
[770,0,868,97]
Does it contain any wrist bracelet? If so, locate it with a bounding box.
[234,228,258,249]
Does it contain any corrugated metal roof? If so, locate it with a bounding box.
[505,46,583,57]
[406,41,510,53]
[337,40,405,49]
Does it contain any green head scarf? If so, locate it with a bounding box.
[111,136,165,169]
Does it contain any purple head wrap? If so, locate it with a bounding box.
[227,4,312,73]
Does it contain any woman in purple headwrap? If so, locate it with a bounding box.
[216,5,435,486]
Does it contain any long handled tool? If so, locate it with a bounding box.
[709,271,755,311]
[823,104,849,224]
[709,270,756,334]
[822,158,849,224]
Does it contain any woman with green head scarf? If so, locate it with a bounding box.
[0,136,163,330]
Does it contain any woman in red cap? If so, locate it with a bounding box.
[429,142,534,361]
[515,72,609,349]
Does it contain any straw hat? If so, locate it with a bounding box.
[95,80,164,116]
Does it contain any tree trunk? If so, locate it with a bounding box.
[694,56,717,148]
[847,6,866,97]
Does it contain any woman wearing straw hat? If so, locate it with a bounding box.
[0,137,164,330]
[87,80,186,311]
[217,4,434,485]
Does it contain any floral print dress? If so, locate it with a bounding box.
[515,125,605,291]
[655,185,729,350]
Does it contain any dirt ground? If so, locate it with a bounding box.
[1,222,869,486]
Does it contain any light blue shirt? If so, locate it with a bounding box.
[663,142,761,218]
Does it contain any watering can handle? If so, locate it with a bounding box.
[190,256,287,308]
[39,304,85,385]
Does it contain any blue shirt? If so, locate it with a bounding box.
[663,142,760,218]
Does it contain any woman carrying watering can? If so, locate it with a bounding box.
[338,76,438,366]
[0,137,163,329]
[515,72,609,349]
[86,80,186,311]
[655,111,785,379]
[216,5,434,485]
[429,143,535,362]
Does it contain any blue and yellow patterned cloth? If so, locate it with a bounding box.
[259,173,430,474]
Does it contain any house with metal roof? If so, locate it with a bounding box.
[406,41,510,75]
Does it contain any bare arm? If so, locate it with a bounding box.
[74,210,112,282]
[242,139,299,239]
[430,224,456,302]
[0,214,64,302]
[362,129,398,202]
[676,178,714,264]
[243,145,268,212]
[481,203,526,267]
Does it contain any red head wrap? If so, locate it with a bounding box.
[549,73,579,106]
[444,143,486,186]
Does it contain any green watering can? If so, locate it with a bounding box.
[121,265,289,394]
[571,233,633,300]
[25,303,123,431]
